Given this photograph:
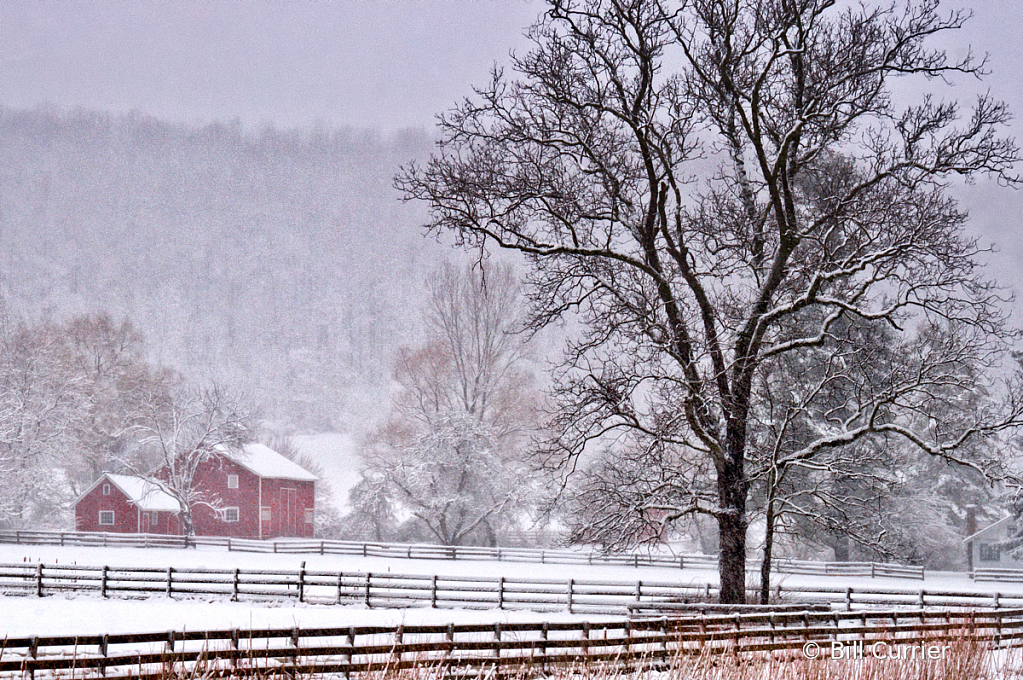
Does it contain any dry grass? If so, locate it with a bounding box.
[142,637,1023,680]
[11,623,1023,680]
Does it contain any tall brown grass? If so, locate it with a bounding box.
[149,636,1023,680]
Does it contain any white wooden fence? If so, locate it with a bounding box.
[0,530,928,579]
[0,560,1017,613]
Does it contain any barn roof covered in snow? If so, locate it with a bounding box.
[104,474,181,512]
[224,443,318,482]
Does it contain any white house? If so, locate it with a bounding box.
[964,516,1023,570]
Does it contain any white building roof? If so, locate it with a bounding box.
[226,443,318,482]
[963,515,1014,543]
[104,474,181,512]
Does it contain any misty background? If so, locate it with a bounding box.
[0,0,1021,521]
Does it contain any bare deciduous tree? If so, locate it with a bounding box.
[127,385,252,538]
[398,0,1023,601]
[354,264,542,546]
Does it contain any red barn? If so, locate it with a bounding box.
[74,443,318,538]
[74,474,182,534]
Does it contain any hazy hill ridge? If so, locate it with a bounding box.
[0,106,438,430]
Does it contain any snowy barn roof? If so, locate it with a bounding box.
[224,443,318,482]
[963,515,1015,543]
[103,474,181,512]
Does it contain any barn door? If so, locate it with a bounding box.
[141,512,151,534]
[280,487,297,536]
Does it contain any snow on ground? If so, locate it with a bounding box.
[4,542,1023,637]
[0,592,605,637]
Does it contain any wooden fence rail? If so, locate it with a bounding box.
[973,568,1023,583]
[0,530,928,579]
[2,608,1022,679]
[0,561,1019,614]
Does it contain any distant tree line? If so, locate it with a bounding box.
[0,106,438,433]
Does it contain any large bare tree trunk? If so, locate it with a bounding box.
[717,445,748,604]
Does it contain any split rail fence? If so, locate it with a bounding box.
[0,530,927,579]
[0,561,1019,614]
[2,608,1022,679]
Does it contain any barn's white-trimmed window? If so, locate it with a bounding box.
[227,474,239,489]
[979,543,1001,562]
[260,507,271,521]
[222,507,240,523]
[102,483,111,496]
[304,508,314,524]
[99,511,115,525]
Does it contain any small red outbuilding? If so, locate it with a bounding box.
[74,443,318,539]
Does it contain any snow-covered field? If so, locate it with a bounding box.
[3,542,1023,637]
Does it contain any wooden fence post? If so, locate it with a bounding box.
[299,561,306,603]
[27,636,37,680]
[365,573,372,608]
[582,621,590,660]
[233,568,240,601]
[166,567,174,597]
[231,629,239,670]
[431,575,438,608]
[167,630,175,653]
[35,563,43,597]
[870,563,876,578]
[498,577,505,610]
[846,587,853,610]
[345,626,355,679]
[493,622,501,667]
[337,572,344,604]
[635,580,642,602]
[101,565,109,598]
[541,622,549,673]
[98,633,107,674]
[567,579,574,614]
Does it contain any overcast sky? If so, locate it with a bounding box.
[1,0,1021,310]
[0,1,541,132]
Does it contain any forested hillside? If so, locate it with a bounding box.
[0,106,441,430]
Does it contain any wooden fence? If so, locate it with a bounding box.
[0,530,928,579]
[973,568,1023,583]
[2,608,1022,679]
[0,561,1018,614]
